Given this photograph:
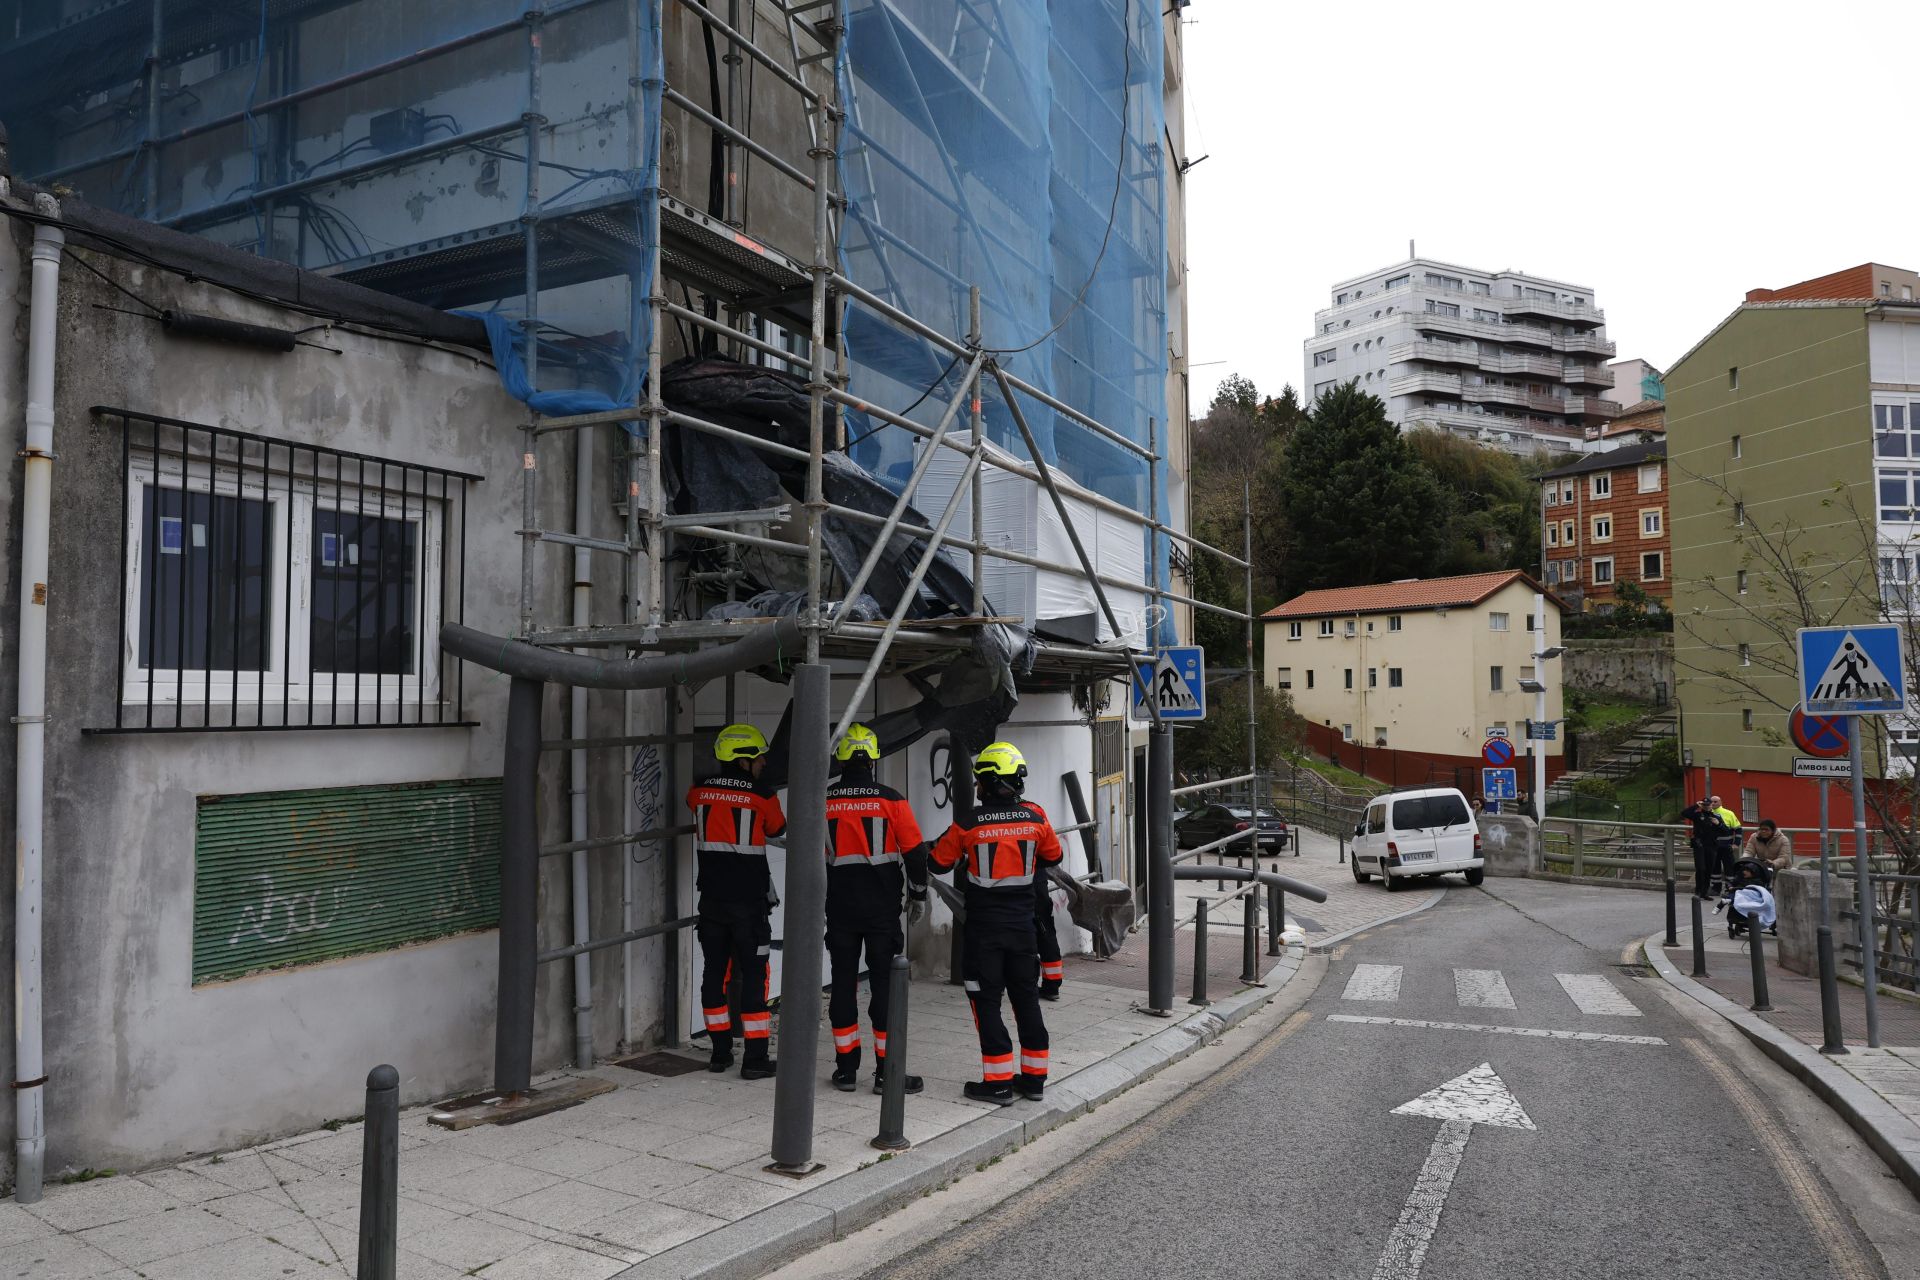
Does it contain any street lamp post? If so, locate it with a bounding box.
[1523,592,1566,823]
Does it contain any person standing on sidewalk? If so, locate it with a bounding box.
[1712,796,1743,887]
[1681,795,1732,898]
[823,724,932,1095]
[1743,819,1794,872]
[930,742,1063,1106]
[687,723,785,1079]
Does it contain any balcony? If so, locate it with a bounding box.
[1557,332,1618,357]
[1462,383,1527,408]
[1390,370,1463,398]
[1414,311,1555,349]
[1562,363,1616,388]
[1564,396,1623,419]
[1389,340,1480,368]
[1504,294,1606,327]
[1479,350,1563,379]
[1402,406,1590,451]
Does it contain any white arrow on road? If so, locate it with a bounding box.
[1371,1063,1535,1280]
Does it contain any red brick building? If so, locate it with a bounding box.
[1537,440,1669,613]
[1745,261,1920,303]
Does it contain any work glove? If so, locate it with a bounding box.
[906,891,929,926]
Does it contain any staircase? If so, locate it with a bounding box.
[1545,710,1676,802]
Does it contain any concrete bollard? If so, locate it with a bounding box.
[1190,900,1210,1006]
[871,957,913,1151]
[357,1065,399,1280]
[1691,897,1708,978]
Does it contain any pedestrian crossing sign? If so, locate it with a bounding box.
[1130,647,1206,722]
[1797,624,1906,716]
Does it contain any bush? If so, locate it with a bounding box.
[1646,737,1682,784]
[1571,776,1618,801]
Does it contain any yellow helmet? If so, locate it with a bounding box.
[973,741,1027,781]
[714,723,768,762]
[835,723,881,762]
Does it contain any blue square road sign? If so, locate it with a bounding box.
[1797,625,1906,716]
[1131,646,1206,722]
[1481,767,1517,800]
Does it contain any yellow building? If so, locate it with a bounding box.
[1263,571,1566,784]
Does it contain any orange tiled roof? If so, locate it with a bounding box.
[1262,570,1561,620]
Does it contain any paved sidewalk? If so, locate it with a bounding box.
[0,831,1411,1280]
[1649,923,1920,1198]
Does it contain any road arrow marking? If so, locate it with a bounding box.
[1371,1065,1533,1280]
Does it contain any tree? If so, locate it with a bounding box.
[1281,382,1451,592]
[1403,429,1543,576]
[1176,679,1306,780]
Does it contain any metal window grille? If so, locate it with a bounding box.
[91,407,479,733]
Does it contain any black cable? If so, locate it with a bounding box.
[697,2,727,222]
[982,0,1135,356]
[842,349,964,452]
[63,247,162,316]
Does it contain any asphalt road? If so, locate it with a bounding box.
[865,878,1909,1280]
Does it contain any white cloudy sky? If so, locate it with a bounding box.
[1180,0,1920,411]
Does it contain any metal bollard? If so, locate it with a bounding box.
[1240,892,1259,984]
[1266,885,1283,957]
[1190,900,1210,1006]
[1338,831,1346,864]
[871,957,913,1151]
[1690,897,1708,978]
[1748,918,1773,1012]
[1665,879,1678,948]
[357,1065,399,1280]
[1816,925,1848,1056]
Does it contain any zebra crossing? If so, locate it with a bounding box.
[1337,965,1644,1018]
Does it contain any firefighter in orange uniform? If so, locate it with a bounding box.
[929,741,1063,1105]
[686,723,786,1079]
[823,724,932,1094]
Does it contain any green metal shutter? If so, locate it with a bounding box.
[193,778,502,985]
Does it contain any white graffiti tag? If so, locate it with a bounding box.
[228,874,345,947]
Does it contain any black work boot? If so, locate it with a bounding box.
[1039,980,1062,1002]
[707,1033,734,1073]
[741,1055,777,1081]
[873,1066,924,1095]
[831,1051,860,1092]
[1016,1073,1045,1102]
[963,1080,1014,1107]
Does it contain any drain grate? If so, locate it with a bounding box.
[614,1051,708,1077]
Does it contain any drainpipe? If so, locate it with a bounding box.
[12,194,64,1204]
[569,429,595,1069]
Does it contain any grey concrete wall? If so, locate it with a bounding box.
[1477,813,1538,876]
[1775,868,1819,977]
[0,220,661,1182]
[1563,636,1674,702]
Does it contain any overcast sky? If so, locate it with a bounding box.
[1180,0,1920,413]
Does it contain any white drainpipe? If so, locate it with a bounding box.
[13,193,64,1204]
[569,428,595,1068]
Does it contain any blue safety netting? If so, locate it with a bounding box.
[837,0,1171,636]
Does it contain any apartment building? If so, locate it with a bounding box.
[1604,357,1666,407]
[1668,262,1920,826]
[1302,257,1620,455]
[1263,571,1565,794]
[1537,442,1670,612]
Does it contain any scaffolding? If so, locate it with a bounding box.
[1,0,1265,1166]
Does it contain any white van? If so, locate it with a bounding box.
[1350,787,1483,890]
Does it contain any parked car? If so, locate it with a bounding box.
[1174,804,1290,854]
[1349,787,1482,890]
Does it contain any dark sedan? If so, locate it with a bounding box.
[1174,804,1290,854]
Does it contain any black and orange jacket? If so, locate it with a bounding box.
[686,769,786,908]
[929,800,1064,929]
[824,781,928,927]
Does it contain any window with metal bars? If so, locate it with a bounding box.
[92,408,478,733]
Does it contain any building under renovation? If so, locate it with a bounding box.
[0,0,1221,1192]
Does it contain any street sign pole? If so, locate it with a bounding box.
[1818,780,1830,928]
[1848,719,1880,1047]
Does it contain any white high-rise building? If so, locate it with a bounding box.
[1303,258,1619,454]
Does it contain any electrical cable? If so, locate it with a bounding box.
[842,349,963,453]
[980,0,1134,357]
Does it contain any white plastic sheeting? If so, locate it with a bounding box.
[915,439,1150,646]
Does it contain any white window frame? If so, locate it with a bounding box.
[1592,556,1615,585]
[1638,463,1662,493]
[1562,520,1576,545]
[1490,665,1504,691]
[1319,619,1336,637]
[122,459,445,708]
[1641,508,1662,537]
[1276,666,1293,689]
[1388,615,1402,632]
[1590,473,1612,499]
[1592,514,1612,543]
[1488,612,1509,631]
[1288,621,1303,640]
[1546,523,1559,547]
[1641,551,1664,582]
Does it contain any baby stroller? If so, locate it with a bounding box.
[1717,857,1776,938]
